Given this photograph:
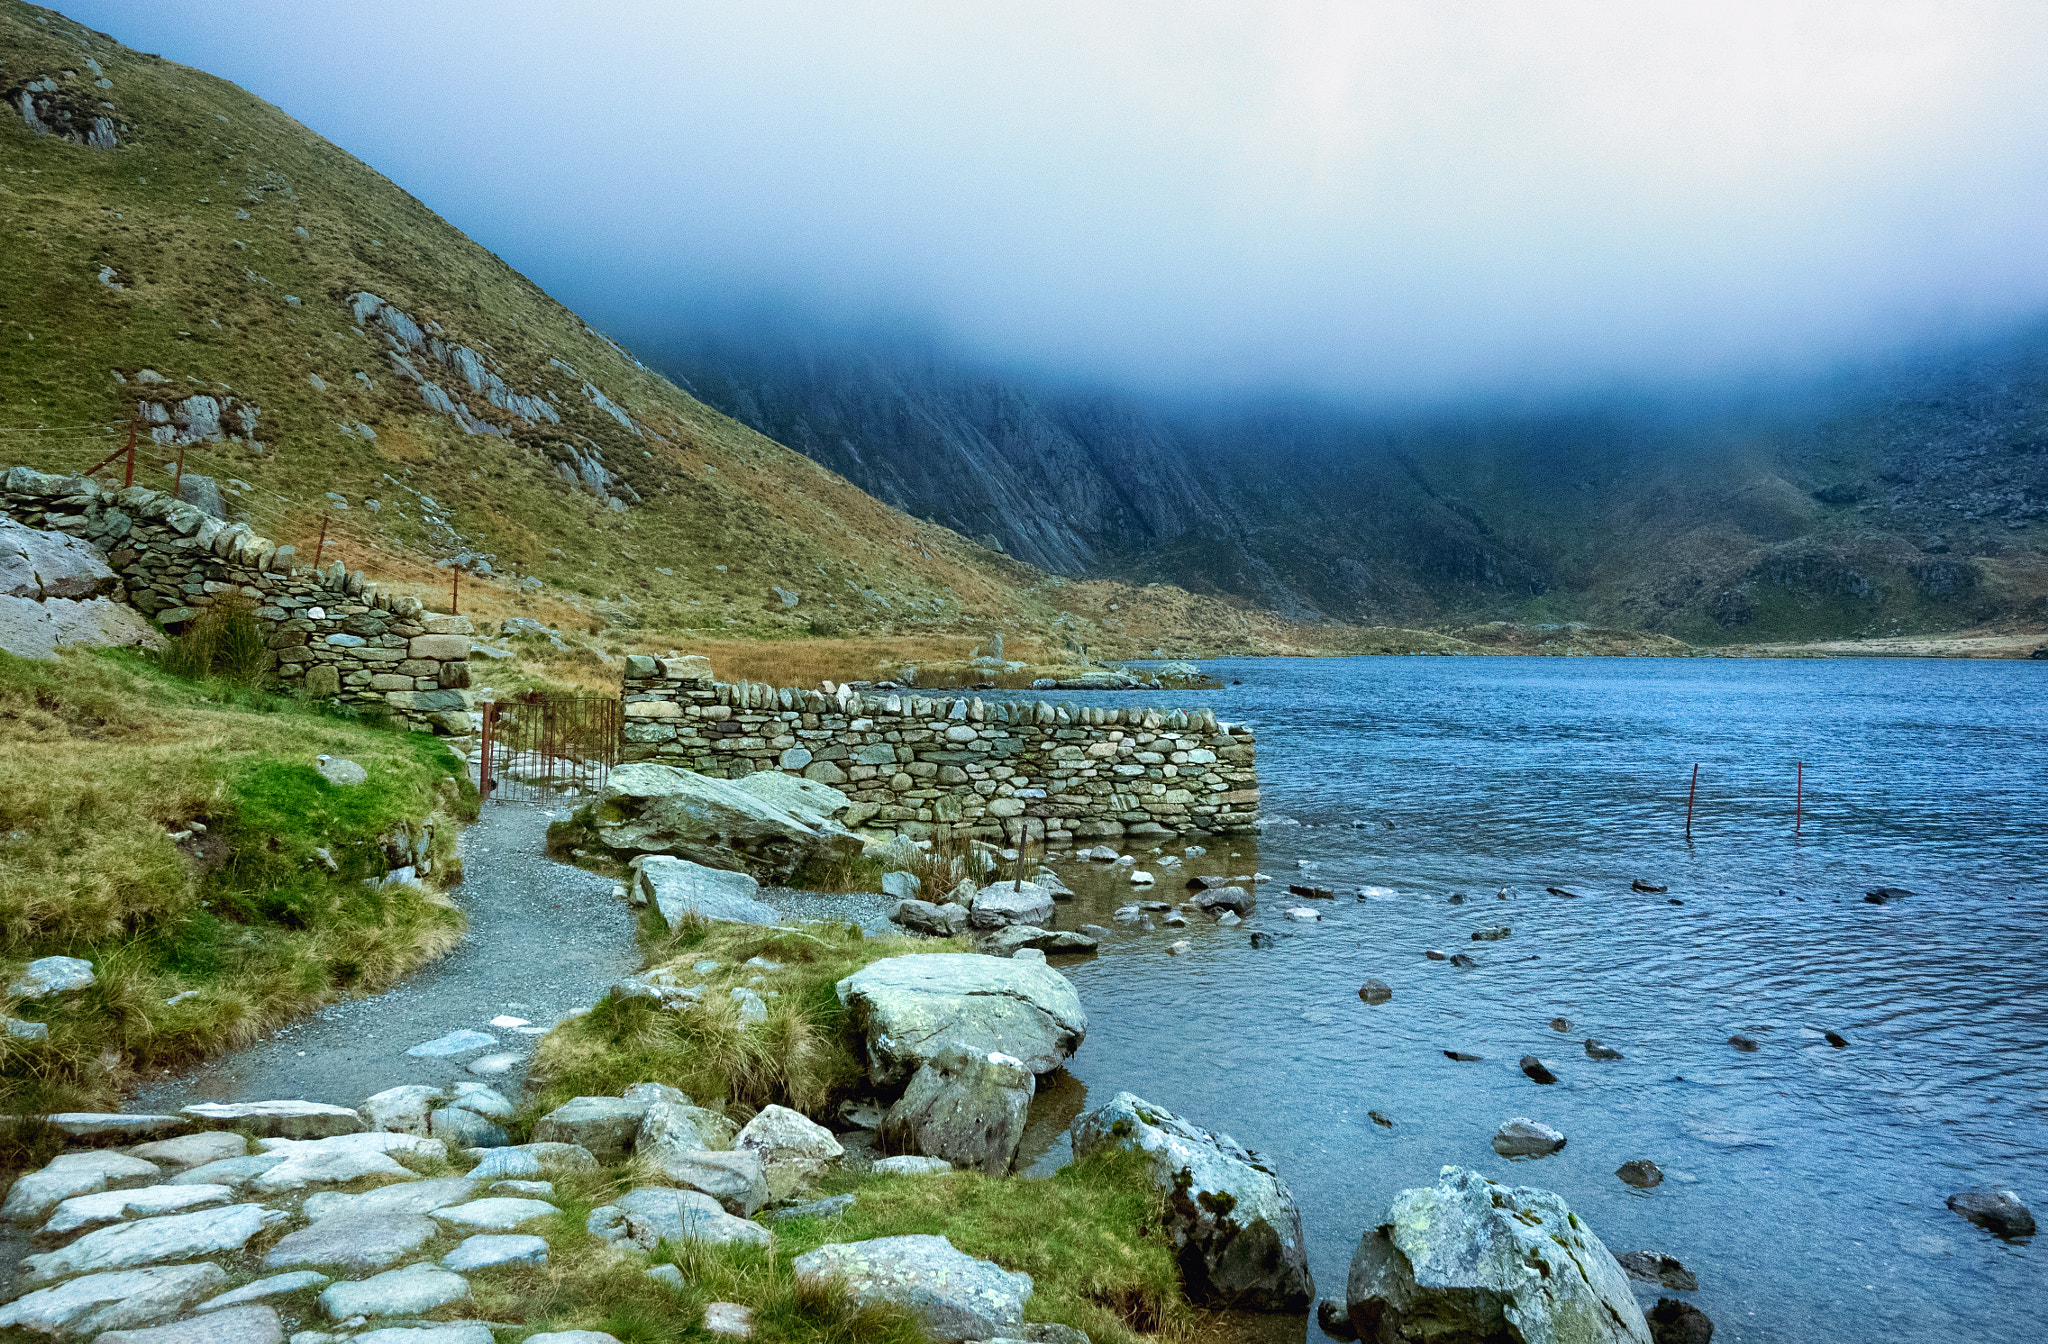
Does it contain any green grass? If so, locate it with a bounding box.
[0,647,474,1114]
[528,918,963,1120]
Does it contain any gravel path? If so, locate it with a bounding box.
[127,802,639,1113]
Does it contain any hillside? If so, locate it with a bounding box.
[0,0,1366,672]
[651,323,2048,646]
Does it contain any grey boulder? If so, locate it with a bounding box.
[1948,1190,2036,1238]
[531,1096,650,1162]
[442,1233,549,1270]
[649,1148,768,1216]
[1072,1092,1312,1312]
[1188,886,1255,916]
[890,899,970,938]
[837,953,1087,1087]
[967,883,1056,929]
[431,1197,560,1232]
[1492,1118,1568,1158]
[882,1044,1035,1176]
[633,856,779,929]
[464,1142,596,1179]
[587,1186,771,1250]
[263,1213,440,1273]
[302,1177,478,1222]
[735,1104,844,1199]
[429,1105,509,1149]
[597,763,863,883]
[179,1100,363,1139]
[986,925,1097,957]
[792,1235,1032,1343]
[8,956,95,998]
[359,1085,443,1136]
[1344,1166,1649,1344]
[194,1271,332,1312]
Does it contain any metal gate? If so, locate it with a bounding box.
[477,693,621,803]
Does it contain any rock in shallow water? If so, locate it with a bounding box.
[1492,1118,1567,1157]
[1072,1091,1313,1312]
[1647,1298,1715,1343]
[1616,1159,1664,1189]
[882,1045,1033,1176]
[1520,1056,1558,1085]
[1616,1251,1698,1291]
[1947,1189,2036,1238]
[1727,1035,1760,1053]
[1357,979,1393,1004]
[1345,1166,1648,1343]
[1585,1039,1624,1060]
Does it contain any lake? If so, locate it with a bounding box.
[1012,655,2046,1343]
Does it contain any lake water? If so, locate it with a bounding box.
[1011,656,2046,1343]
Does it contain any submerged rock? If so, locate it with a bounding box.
[1345,1166,1648,1343]
[1727,1035,1760,1053]
[1585,1039,1624,1061]
[1072,1091,1313,1312]
[1520,1056,1558,1085]
[1824,1031,1850,1049]
[1550,1017,1572,1032]
[1358,980,1393,1005]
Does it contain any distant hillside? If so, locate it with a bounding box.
[0,0,1306,664]
[653,324,2048,644]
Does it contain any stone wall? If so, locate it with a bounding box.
[618,655,1257,839]
[0,465,474,733]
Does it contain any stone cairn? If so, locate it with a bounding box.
[620,655,1258,839]
[0,466,474,733]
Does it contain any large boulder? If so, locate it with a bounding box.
[1345,1166,1649,1343]
[1072,1092,1312,1312]
[734,1105,844,1199]
[881,1044,1034,1175]
[633,856,779,928]
[531,1097,651,1163]
[792,1235,1031,1342]
[0,517,116,601]
[730,771,852,827]
[636,1100,738,1165]
[595,763,864,882]
[836,953,1087,1087]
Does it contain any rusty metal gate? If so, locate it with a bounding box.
[478,693,621,802]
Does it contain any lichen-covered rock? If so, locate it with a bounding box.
[967,883,1056,929]
[890,899,971,937]
[1072,1092,1312,1312]
[531,1096,651,1162]
[651,1148,769,1216]
[735,1104,845,1199]
[179,1100,363,1139]
[836,953,1087,1086]
[1344,1166,1650,1344]
[0,1262,228,1337]
[586,1186,771,1250]
[792,1235,1032,1342]
[881,1045,1034,1176]
[360,1085,443,1136]
[24,1204,281,1282]
[597,764,863,882]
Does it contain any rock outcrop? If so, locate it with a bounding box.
[1072,1092,1313,1312]
[1344,1166,1649,1343]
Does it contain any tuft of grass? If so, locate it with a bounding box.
[161,595,269,685]
[528,919,962,1120]
[777,1149,1187,1344]
[0,648,473,1115]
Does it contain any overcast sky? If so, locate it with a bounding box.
[63,1,2048,403]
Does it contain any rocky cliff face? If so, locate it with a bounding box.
[654,327,2048,641]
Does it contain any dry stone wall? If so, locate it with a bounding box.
[619,655,1257,839]
[0,465,474,733]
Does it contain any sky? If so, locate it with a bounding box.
[59,1,2048,404]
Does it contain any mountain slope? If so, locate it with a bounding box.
[1,0,1249,658]
[653,322,2048,643]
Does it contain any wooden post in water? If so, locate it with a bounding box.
[1796,761,1804,836]
[1685,764,1699,840]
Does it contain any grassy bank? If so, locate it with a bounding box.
[0,648,474,1116]
[528,918,961,1118]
